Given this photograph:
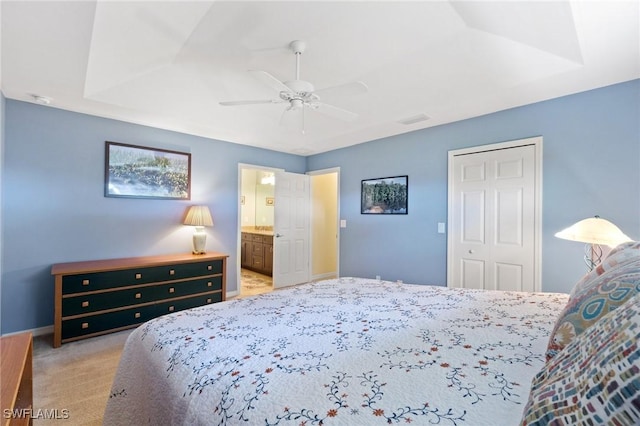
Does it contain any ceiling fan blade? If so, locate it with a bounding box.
[249,70,291,94]
[312,102,359,122]
[314,81,368,98]
[219,99,280,106]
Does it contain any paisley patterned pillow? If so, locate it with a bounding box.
[521,293,640,425]
[546,244,640,361]
[569,241,640,298]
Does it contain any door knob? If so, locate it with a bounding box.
[275,233,284,238]
[468,249,474,254]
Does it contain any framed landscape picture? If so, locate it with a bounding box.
[361,175,408,214]
[105,141,191,200]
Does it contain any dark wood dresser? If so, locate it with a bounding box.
[52,252,227,347]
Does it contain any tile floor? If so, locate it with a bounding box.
[240,268,273,297]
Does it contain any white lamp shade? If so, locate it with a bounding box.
[554,217,632,247]
[183,206,213,227]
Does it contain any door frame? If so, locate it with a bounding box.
[307,167,341,281]
[446,136,543,291]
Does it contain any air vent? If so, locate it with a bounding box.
[397,113,430,125]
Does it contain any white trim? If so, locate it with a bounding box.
[446,136,543,292]
[311,272,337,282]
[307,167,341,280]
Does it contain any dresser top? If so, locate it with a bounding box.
[51,252,228,276]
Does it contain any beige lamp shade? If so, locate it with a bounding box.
[554,216,631,247]
[183,206,213,227]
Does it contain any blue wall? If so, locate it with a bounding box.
[307,79,640,292]
[2,79,639,334]
[1,101,305,333]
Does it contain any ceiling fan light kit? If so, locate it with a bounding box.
[219,40,367,131]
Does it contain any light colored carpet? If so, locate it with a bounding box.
[32,329,132,425]
[31,274,271,424]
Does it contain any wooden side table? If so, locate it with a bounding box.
[0,332,33,426]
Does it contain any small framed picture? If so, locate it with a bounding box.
[361,175,408,214]
[266,197,274,206]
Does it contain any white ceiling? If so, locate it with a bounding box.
[2,1,639,156]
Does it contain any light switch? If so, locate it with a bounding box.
[340,219,347,228]
[438,222,446,234]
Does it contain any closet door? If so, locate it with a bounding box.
[448,138,541,292]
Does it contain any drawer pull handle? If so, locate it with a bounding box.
[82,301,89,308]
[207,298,212,303]
[169,287,175,293]
[135,293,141,299]
[207,281,212,287]
[207,265,213,271]
[169,269,175,275]
[135,273,142,279]
[82,322,89,329]
[134,312,141,319]
[168,306,175,312]
[82,279,90,286]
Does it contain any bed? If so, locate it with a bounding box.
[106,243,640,426]
[103,277,570,425]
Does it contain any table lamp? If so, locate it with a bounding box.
[555,215,631,270]
[183,205,213,254]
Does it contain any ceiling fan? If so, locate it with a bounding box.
[219,40,368,132]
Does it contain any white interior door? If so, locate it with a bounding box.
[273,171,310,288]
[448,138,541,292]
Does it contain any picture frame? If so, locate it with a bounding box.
[105,141,191,200]
[361,175,408,214]
[266,197,275,206]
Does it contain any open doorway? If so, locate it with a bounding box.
[237,164,340,297]
[239,165,281,297]
[309,168,340,281]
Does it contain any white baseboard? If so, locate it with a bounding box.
[312,272,337,282]
[2,324,53,338]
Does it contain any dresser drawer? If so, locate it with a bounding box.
[62,286,159,316]
[154,293,222,316]
[62,303,159,340]
[61,293,222,340]
[160,276,222,300]
[62,259,223,294]
[62,277,223,316]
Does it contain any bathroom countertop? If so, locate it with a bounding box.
[241,228,274,236]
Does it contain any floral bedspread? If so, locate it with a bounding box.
[103,278,568,425]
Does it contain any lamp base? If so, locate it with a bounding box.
[192,228,207,255]
[583,243,603,271]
